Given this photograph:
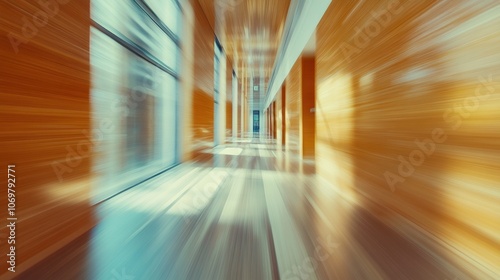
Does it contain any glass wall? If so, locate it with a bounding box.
[90,0,182,202]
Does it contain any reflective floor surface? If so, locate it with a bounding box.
[18,140,484,280]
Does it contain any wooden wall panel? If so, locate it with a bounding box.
[284,56,315,157]
[190,0,215,150]
[179,1,195,161]
[192,89,214,148]
[226,60,232,140]
[226,101,232,139]
[276,88,283,145]
[285,58,302,151]
[0,0,95,275]
[301,56,315,158]
[316,0,500,277]
[272,101,277,139]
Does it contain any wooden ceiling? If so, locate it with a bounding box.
[198,0,291,86]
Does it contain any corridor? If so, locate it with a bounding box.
[1,0,499,279]
[18,141,480,280]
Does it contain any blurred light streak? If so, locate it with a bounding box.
[1,0,500,279]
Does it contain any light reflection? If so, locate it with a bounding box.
[2,0,499,279]
[167,168,229,216]
[90,0,181,203]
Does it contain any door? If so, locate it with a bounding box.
[253,110,260,135]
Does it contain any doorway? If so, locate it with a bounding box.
[253,110,260,136]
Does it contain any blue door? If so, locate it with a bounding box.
[253,110,260,135]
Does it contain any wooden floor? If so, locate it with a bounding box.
[17,140,482,280]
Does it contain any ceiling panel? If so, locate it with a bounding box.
[198,0,291,90]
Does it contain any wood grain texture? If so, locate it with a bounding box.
[226,100,232,139]
[191,0,215,150]
[301,56,316,158]
[285,58,301,152]
[273,101,277,139]
[197,0,290,84]
[179,0,195,161]
[0,0,95,276]
[316,0,500,277]
[192,89,214,148]
[16,141,488,280]
[284,56,316,157]
[226,58,233,140]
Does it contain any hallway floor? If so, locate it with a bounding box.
[19,140,480,280]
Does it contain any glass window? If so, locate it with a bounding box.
[145,0,181,36]
[90,0,182,202]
